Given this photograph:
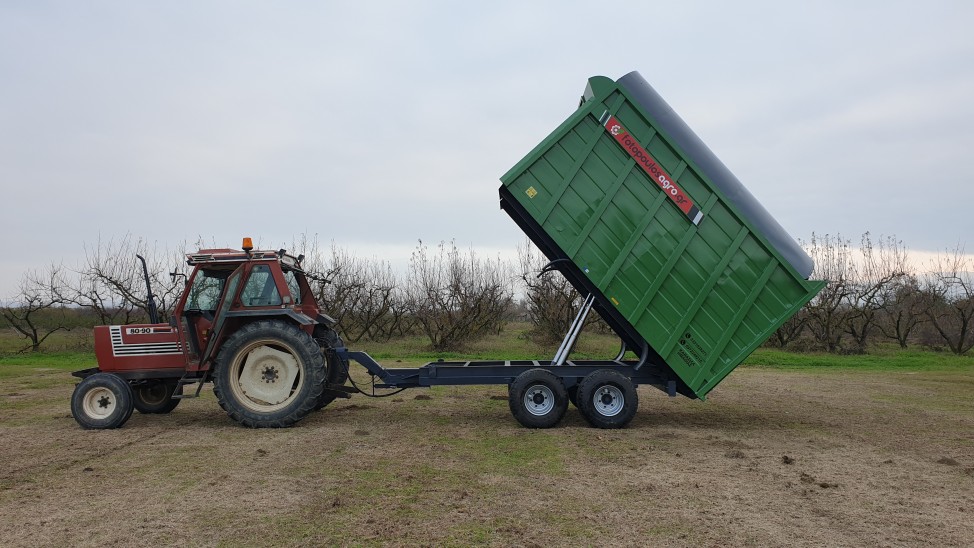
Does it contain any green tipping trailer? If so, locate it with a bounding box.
[499,71,825,401]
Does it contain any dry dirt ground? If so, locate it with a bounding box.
[1,364,972,547]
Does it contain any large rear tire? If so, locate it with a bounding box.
[71,373,135,429]
[313,326,350,411]
[508,368,568,428]
[133,380,182,414]
[212,320,326,428]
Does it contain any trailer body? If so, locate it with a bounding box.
[500,72,824,400]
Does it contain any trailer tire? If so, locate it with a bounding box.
[508,368,568,428]
[577,369,638,429]
[212,320,326,428]
[133,380,182,414]
[568,384,579,408]
[71,373,135,429]
[313,326,350,411]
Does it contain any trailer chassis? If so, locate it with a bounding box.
[336,349,681,429]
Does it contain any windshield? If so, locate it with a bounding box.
[185,269,228,311]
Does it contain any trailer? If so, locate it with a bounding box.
[70,71,824,430]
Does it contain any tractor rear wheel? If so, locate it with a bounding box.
[313,326,350,411]
[133,380,182,414]
[212,320,326,428]
[71,373,135,429]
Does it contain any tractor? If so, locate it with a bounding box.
[70,238,351,429]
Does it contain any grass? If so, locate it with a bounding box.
[2,323,973,374]
[743,345,974,371]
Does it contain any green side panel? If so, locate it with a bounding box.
[501,76,824,399]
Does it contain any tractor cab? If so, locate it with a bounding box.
[174,244,326,371]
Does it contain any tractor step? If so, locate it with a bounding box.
[172,373,208,399]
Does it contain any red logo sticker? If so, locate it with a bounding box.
[600,112,703,225]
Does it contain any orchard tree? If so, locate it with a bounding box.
[841,233,908,352]
[71,235,186,323]
[406,240,513,351]
[802,233,854,352]
[921,247,974,355]
[0,266,72,352]
[518,241,585,345]
[876,275,927,348]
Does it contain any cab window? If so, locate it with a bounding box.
[241,264,283,307]
[283,270,302,305]
[185,270,226,311]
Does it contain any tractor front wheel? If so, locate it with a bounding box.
[213,320,326,428]
[71,373,135,429]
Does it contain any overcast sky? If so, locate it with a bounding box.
[2,1,973,299]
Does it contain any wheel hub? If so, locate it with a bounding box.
[261,366,279,383]
[592,385,625,417]
[235,345,301,407]
[82,386,117,419]
[524,384,555,416]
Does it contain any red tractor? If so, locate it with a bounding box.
[70,239,350,429]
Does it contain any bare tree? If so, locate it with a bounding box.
[921,247,974,355]
[0,266,72,352]
[767,308,809,348]
[360,261,414,340]
[406,240,513,351]
[293,236,412,343]
[802,233,854,352]
[841,233,908,352]
[73,235,185,323]
[517,241,583,344]
[876,274,927,348]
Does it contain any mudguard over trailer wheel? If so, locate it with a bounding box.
[508,368,569,428]
[212,320,326,428]
[133,380,182,414]
[71,373,135,429]
[576,369,638,429]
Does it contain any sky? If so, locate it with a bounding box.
[2,1,973,299]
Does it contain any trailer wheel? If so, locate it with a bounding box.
[508,369,568,428]
[567,384,579,408]
[577,369,638,429]
[133,380,182,414]
[313,326,350,411]
[71,373,135,429]
[212,320,326,428]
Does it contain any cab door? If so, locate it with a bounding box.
[176,266,238,370]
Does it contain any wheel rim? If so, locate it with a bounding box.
[592,385,624,417]
[228,339,304,413]
[139,384,169,406]
[82,386,117,419]
[523,384,555,416]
